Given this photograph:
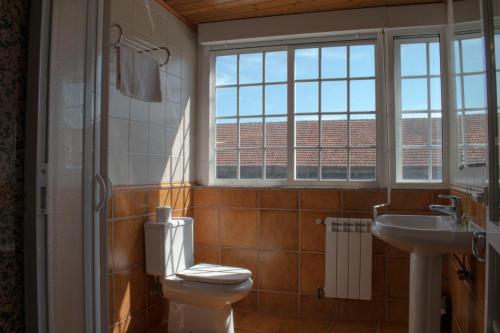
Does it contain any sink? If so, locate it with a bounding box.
[372,214,480,333]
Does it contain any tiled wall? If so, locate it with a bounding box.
[442,189,486,333]
[109,0,197,186]
[192,187,449,323]
[107,184,194,332]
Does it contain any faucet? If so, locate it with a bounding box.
[429,195,463,224]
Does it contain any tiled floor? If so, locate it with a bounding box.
[234,311,408,333]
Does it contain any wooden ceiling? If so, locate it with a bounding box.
[159,0,443,27]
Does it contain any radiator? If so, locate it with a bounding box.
[324,218,372,300]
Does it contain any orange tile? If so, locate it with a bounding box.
[171,187,185,210]
[300,211,334,252]
[108,221,114,272]
[220,248,259,287]
[221,188,258,208]
[260,190,299,209]
[259,291,299,316]
[378,322,408,333]
[147,299,169,329]
[340,299,385,322]
[300,253,325,295]
[389,190,435,212]
[108,196,113,219]
[259,251,298,292]
[184,187,194,209]
[111,312,147,333]
[300,295,340,320]
[235,311,284,332]
[194,244,219,264]
[193,207,219,245]
[108,273,114,325]
[342,190,386,211]
[259,211,299,250]
[114,190,148,218]
[300,190,341,211]
[147,188,172,215]
[278,318,330,333]
[146,275,163,307]
[330,321,377,333]
[113,217,146,270]
[386,299,409,324]
[234,291,258,311]
[372,255,385,300]
[194,187,221,207]
[113,266,147,322]
[386,257,410,299]
[220,209,258,248]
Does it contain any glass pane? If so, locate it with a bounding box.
[295,48,319,80]
[240,150,263,179]
[431,113,442,145]
[457,112,464,145]
[401,113,429,146]
[464,111,487,146]
[266,117,287,148]
[266,51,287,82]
[463,74,486,109]
[265,84,287,115]
[461,38,485,73]
[216,150,237,179]
[350,79,375,112]
[321,114,347,147]
[496,34,500,70]
[216,87,237,117]
[350,45,375,78]
[240,86,263,116]
[429,42,441,75]
[401,148,429,180]
[321,149,347,180]
[432,148,443,180]
[216,55,237,85]
[350,114,376,147]
[401,78,427,111]
[322,81,347,112]
[454,40,461,74]
[296,149,319,179]
[295,82,319,113]
[239,53,263,84]
[216,118,237,148]
[296,115,319,147]
[322,47,347,79]
[266,150,287,179]
[240,118,263,148]
[350,148,376,180]
[400,43,427,76]
[430,78,442,110]
[455,76,463,109]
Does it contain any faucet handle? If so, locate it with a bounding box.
[438,194,461,207]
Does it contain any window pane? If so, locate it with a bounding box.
[462,38,485,73]
[350,148,376,180]
[266,117,287,147]
[429,42,441,75]
[295,48,319,80]
[295,82,318,113]
[432,148,443,180]
[401,78,427,111]
[464,111,487,146]
[321,47,347,79]
[240,86,263,116]
[321,114,347,147]
[322,81,347,112]
[350,114,376,147]
[496,34,500,70]
[401,113,429,146]
[350,80,375,112]
[349,45,375,78]
[216,150,237,179]
[430,78,441,110]
[266,51,287,82]
[400,43,427,76]
[239,53,263,84]
[240,150,263,179]
[216,118,237,148]
[265,84,287,115]
[216,87,237,117]
[463,74,486,109]
[321,149,347,180]
[216,55,237,85]
[266,150,287,179]
[296,115,319,147]
[240,118,263,148]
[431,113,442,145]
[296,149,319,179]
[455,76,463,109]
[402,148,429,180]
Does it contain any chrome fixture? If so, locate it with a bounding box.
[429,195,463,224]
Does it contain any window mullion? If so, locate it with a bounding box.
[236,54,241,180]
[347,46,351,181]
[287,46,295,184]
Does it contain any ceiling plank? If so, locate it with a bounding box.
[155,0,197,30]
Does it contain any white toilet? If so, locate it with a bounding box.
[144,217,253,333]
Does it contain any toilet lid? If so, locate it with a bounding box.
[176,263,252,285]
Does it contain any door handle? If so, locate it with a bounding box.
[472,231,486,263]
[94,174,107,212]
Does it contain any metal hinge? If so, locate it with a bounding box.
[38,163,48,215]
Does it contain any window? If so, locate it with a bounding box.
[214,41,377,183]
[394,37,443,182]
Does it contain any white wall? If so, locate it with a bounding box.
[108,0,197,186]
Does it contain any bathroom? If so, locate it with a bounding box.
[2,0,499,332]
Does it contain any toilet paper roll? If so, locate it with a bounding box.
[156,206,172,223]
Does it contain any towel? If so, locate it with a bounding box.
[116,45,162,103]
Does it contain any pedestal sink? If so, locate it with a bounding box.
[372,215,480,333]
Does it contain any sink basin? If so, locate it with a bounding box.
[372,214,479,255]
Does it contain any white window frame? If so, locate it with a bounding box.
[209,35,386,188]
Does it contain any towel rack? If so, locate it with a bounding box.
[111,23,170,67]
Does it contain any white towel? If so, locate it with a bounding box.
[116,45,162,103]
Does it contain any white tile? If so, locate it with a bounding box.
[109,117,129,152]
[169,154,184,182]
[129,153,148,184]
[109,151,129,185]
[110,0,133,22]
[148,154,168,183]
[165,127,182,155]
[148,125,166,154]
[130,99,149,122]
[132,0,154,38]
[149,101,166,126]
[109,87,130,119]
[166,74,182,103]
[167,47,182,78]
[166,101,182,129]
[129,121,149,153]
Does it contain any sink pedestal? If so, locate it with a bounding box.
[409,253,442,333]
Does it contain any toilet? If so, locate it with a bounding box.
[144,217,253,333]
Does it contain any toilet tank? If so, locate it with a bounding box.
[144,217,194,277]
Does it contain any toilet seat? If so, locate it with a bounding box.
[176,263,252,285]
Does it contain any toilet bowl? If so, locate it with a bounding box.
[144,218,253,333]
